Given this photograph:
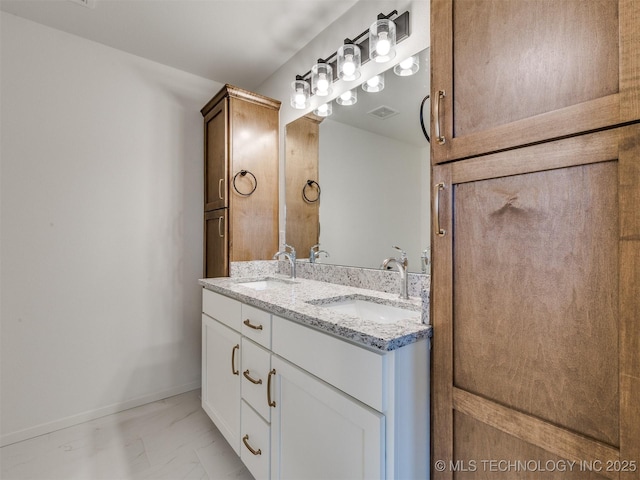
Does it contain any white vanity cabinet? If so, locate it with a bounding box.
[201,287,430,480]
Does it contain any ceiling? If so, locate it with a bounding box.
[0,0,359,90]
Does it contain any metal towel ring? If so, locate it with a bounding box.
[302,180,321,203]
[232,170,257,196]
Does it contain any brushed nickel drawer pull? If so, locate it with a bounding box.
[242,435,262,456]
[243,319,263,330]
[218,178,224,200]
[243,370,263,385]
[434,182,446,237]
[435,90,446,145]
[217,215,225,238]
[231,344,239,375]
[267,369,276,407]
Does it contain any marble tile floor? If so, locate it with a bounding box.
[1,390,253,480]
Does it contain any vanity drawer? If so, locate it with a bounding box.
[202,289,241,331]
[241,338,271,421]
[241,304,272,348]
[241,400,270,480]
[272,315,386,412]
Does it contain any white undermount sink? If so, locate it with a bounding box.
[316,296,420,324]
[236,277,296,291]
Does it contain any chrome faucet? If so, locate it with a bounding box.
[309,244,330,264]
[382,246,409,299]
[273,244,297,278]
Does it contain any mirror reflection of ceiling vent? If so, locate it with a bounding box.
[367,105,400,120]
[68,0,96,8]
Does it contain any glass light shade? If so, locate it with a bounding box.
[290,78,310,109]
[311,62,333,97]
[361,73,385,93]
[369,18,396,63]
[337,43,361,81]
[313,101,332,117]
[394,55,420,76]
[336,89,357,106]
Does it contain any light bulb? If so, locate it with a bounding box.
[342,55,356,77]
[316,75,329,95]
[399,57,414,69]
[340,91,352,101]
[367,76,380,88]
[376,32,391,56]
[294,91,306,107]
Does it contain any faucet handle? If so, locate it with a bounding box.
[284,243,296,254]
[310,243,320,252]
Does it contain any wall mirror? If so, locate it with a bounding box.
[285,47,431,273]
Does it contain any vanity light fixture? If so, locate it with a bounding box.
[311,61,333,97]
[394,55,419,76]
[290,76,310,110]
[290,10,409,106]
[313,101,333,117]
[336,89,357,106]
[362,73,385,93]
[369,15,396,63]
[337,40,361,81]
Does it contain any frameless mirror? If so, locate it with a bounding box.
[285,48,430,273]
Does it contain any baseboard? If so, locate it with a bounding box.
[0,381,201,447]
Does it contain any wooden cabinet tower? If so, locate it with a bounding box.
[430,1,640,478]
[201,85,280,278]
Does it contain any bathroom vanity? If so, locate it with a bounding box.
[200,273,431,480]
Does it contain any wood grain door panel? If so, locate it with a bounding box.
[431,125,640,479]
[431,0,640,163]
[453,162,619,446]
[204,100,228,211]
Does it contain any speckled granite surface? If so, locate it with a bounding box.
[200,262,432,352]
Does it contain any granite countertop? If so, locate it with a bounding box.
[199,275,432,352]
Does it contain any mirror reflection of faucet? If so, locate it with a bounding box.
[273,244,297,278]
[421,247,431,274]
[309,244,330,264]
[382,246,409,299]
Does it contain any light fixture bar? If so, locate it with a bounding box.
[296,10,410,85]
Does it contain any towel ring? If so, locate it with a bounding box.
[302,180,321,203]
[232,170,257,196]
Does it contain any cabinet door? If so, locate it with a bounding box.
[204,208,228,278]
[204,98,228,211]
[431,125,640,479]
[202,315,241,454]
[431,0,640,163]
[270,356,385,480]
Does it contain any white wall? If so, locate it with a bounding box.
[255,0,430,245]
[319,119,428,270]
[0,12,220,445]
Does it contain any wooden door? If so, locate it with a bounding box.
[204,208,228,278]
[431,125,640,479]
[284,115,321,256]
[202,315,241,455]
[228,94,280,262]
[203,98,228,211]
[431,0,640,164]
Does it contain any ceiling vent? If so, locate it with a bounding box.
[367,105,400,120]
[67,0,96,9]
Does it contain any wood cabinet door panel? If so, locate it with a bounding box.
[204,208,228,278]
[453,161,619,446]
[431,125,640,479]
[204,99,228,211]
[431,0,640,163]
